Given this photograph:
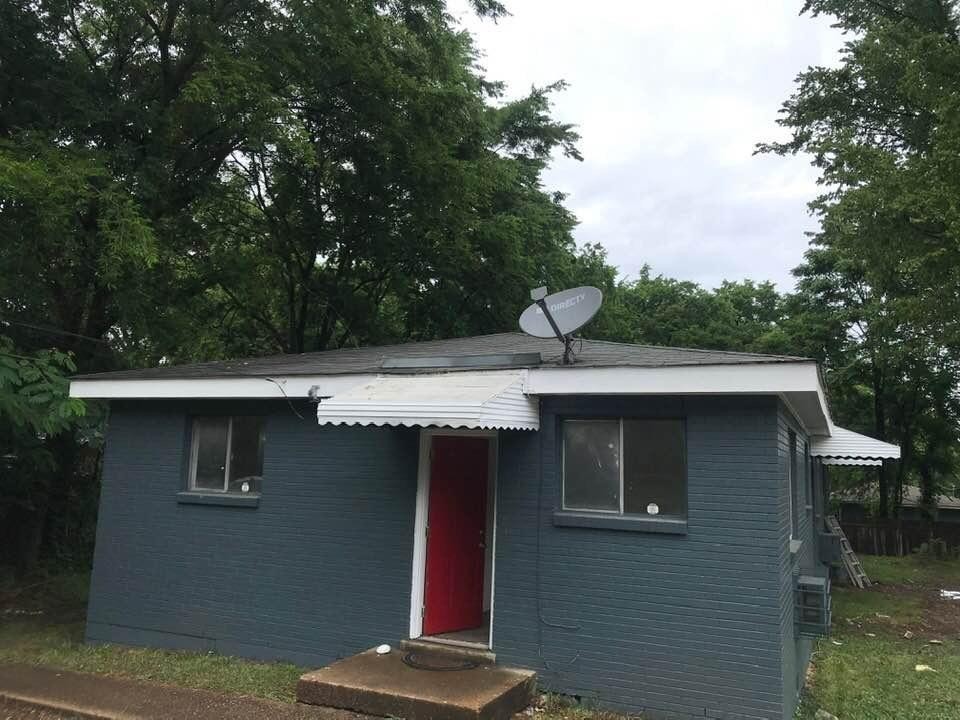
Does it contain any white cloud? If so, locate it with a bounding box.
[449,0,843,290]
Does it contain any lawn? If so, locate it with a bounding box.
[0,572,304,702]
[3,556,960,719]
[798,553,960,720]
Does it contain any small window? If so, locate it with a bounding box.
[562,418,686,518]
[189,416,265,494]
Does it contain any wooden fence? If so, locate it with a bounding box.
[839,519,960,556]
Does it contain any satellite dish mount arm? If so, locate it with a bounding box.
[532,288,574,365]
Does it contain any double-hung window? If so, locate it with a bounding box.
[562,418,687,518]
[188,416,265,494]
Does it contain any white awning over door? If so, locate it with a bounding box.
[314,370,539,431]
[811,426,900,466]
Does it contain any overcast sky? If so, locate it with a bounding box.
[449,1,845,291]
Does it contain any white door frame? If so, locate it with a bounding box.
[409,428,499,648]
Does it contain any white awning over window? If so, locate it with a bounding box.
[811,426,900,466]
[314,371,539,431]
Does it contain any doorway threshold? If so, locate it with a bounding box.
[422,611,490,648]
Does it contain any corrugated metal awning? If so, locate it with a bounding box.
[811,426,900,465]
[315,371,539,431]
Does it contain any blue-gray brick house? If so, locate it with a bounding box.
[70,333,900,720]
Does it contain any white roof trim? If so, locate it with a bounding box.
[314,371,539,431]
[525,362,832,435]
[69,375,376,399]
[811,426,900,463]
[69,361,833,435]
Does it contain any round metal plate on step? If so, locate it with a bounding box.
[401,652,479,672]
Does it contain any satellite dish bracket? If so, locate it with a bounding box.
[534,298,574,365]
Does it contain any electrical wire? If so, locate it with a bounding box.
[264,377,305,420]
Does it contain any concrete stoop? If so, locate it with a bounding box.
[297,647,536,720]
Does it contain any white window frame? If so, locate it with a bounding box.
[561,418,686,517]
[188,416,261,494]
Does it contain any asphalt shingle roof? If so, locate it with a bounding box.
[74,332,810,381]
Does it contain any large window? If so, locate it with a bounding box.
[562,418,686,518]
[189,416,265,494]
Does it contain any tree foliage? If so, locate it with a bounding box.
[761,0,960,514]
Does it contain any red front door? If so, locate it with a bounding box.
[422,436,489,636]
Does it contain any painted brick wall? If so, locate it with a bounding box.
[493,395,788,720]
[86,400,419,666]
[776,402,825,720]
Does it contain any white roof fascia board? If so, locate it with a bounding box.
[525,362,822,395]
[69,375,376,399]
[526,362,831,434]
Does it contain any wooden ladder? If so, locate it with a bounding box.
[827,515,871,589]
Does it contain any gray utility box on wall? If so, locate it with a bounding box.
[818,531,843,564]
[796,575,831,638]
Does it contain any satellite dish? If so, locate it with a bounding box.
[519,286,603,338]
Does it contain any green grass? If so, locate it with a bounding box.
[798,553,960,720]
[831,585,926,625]
[798,636,960,720]
[0,573,304,702]
[860,553,960,586]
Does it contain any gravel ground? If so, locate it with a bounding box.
[0,699,84,720]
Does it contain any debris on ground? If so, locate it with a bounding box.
[915,664,937,672]
[939,590,960,601]
[903,630,915,639]
[815,709,839,720]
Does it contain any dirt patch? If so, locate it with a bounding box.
[841,582,960,641]
[917,593,960,638]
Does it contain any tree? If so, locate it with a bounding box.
[760,0,960,515]
[0,337,87,570]
[147,6,584,359]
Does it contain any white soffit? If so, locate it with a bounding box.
[315,371,539,431]
[811,426,900,464]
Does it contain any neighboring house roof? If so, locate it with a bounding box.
[810,426,901,464]
[73,332,808,381]
[838,485,960,511]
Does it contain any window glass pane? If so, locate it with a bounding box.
[228,416,265,494]
[623,419,686,517]
[192,418,228,491]
[563,420,620,511]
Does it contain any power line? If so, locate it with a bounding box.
[0,319,112,345]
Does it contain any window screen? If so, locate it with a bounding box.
[563,418,686,518]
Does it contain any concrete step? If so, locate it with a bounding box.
[297,647,536,720]
[399,638,496,665]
